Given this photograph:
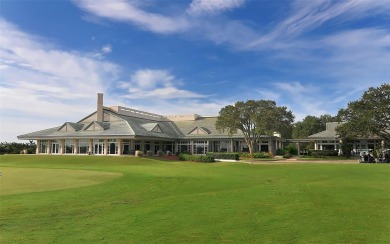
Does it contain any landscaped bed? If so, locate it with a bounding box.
[1,155,389,243]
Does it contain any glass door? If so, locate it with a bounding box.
[51,142,59,154]
[93,139,104,154]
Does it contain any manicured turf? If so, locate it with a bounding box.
[0,155,389,243]
[0,167,122,195]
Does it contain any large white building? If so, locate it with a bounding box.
[18,94,285,155]
[308,122,385,154]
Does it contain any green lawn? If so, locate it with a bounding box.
[0,155,389,243]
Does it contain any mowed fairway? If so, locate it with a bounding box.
[0,155,389,243]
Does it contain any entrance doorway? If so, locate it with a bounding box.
[51,142,59,154]
[93,140,104,154]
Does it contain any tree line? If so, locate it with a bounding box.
[0,142,36,154]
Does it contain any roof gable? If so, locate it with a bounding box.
[57,122,84,132]
[141,123,163,133]
[84,121,110,131]
[188,126,211,135]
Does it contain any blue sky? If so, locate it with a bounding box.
[1,0,389,142]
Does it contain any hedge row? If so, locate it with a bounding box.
[239,152,272,158]
[308,150,339,157]
[178,153,215,163]
[207,152,239,160]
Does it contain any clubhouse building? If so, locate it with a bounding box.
[18,93,387,156]
[18,94,285,155]
[307,122,386,154]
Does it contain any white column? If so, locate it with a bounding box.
[36,140,40,154]
[60,140,64,154]
[88,139,93,154]
[104,139,108,155]
[117,139,122,155]
[74,139,78,154]
[47,140,51,154]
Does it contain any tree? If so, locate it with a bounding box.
[216,100,294,154]
[0,142,36,154]
[292,114,337,139]
[336,83,390,143]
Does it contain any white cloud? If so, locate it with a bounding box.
[0,19,120,141]
[120,97,232,117]
[101,44,112,54]
[248,0,390,49]
[256,89,280,101]
[130,69,174,88]
[187,0,245,15]
[119,69,206,99]
[123,87,206,100]
[73,0,190,34]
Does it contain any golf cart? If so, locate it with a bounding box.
[359,150,375,163]
[376,149,390,163]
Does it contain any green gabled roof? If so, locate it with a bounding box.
[18,126,61,140]
[17,108,249,141]
[18,120,134,140]
[58,122,85,132]
[141,123,158,131]
[67,122,84,131]
[174,117,244,139]
[117,115,179,139]
[308,122,341,139]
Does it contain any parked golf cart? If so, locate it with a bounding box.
[359,150,375,163]
[376,149,390,163]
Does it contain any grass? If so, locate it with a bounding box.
[0,167,121,195]
[0,155,389,243]
[298,155,359,161]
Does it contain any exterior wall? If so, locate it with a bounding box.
[34,137,284,156]
[312,139,382,154]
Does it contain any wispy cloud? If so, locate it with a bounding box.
[73,0,190,34]
[187,0,245,15]
[248,0,390,49]
[0,18,120,140]
[101,44,112,54]
[118,69,206,99]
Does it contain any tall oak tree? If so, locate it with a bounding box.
[216,100,294,154]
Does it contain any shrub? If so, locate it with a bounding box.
[178,153,215,163]
[207,152,239,160]
[146,151,153,156]
[157,150,164,156]
[135,150,143,157]
[283,153,292,159]
[276,148,286,156]
[308,150,338,157]
[166,151,172,156]
[239,152,272,158]
[284,144,298,155]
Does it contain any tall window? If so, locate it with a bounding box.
[144,141,151,151]
[193,141,208,155]
[108,139,117,154]
[178,141,190,154]
[122,140,131,154]
[64,139,74,154]
[219,141,231,152]
[39,140,47,153]
[51,140,60,154]
[78,139,89,154]
[93,139,104,154]
[163,142,175,154]
[135,141,141,151]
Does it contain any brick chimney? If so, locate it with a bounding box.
[97,93,103,122]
